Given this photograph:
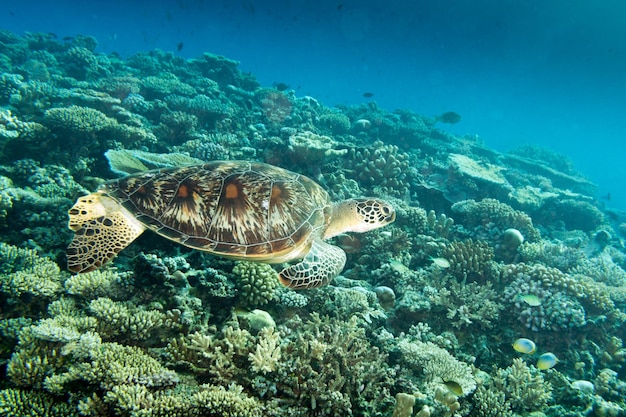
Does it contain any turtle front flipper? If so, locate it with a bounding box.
[278,239,346,289]
[66,193,145,273]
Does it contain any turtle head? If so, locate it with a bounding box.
[325,198,395,238]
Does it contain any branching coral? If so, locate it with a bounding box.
[492,358,552,412]
[272,314,394,416]
[0,388,79,417]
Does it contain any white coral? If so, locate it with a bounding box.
[249,327,281,374]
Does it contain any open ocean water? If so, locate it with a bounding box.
[2,0,625,210]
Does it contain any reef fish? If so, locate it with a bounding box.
[512,338,536,354]
[571,380,594,394]
[519,294,542,306]
[436,111,461,125]
[429,257,450,269]
[443,380,464,396]
[537,352,558,370]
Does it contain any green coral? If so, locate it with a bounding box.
[88,297,169,341]
[0,388,79,417]
[0,257,64,299]
[43,105,116,135]
[64,269,128,299]
[232,261,278,307]
[493,358,552,412]
[46,337,179,393]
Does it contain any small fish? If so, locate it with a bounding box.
[443,380,463,396]
[362,92,374,98]
[537,352,558,370]
[336,234,361,254]
[512,338,536,354]
[273,82,289,91]
[519,294,542,307]
[429,257,450,269]
[177,42,184,51]
[600,192,611,201]
[337,4,343,10]
[389,260,409,274]
[436,111,461,125]
[62,36,75,42]
[571,380,594,394]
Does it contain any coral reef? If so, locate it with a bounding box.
[0,29,624,417]
[232,261,279,307]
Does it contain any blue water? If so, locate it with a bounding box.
[2,0,626,209]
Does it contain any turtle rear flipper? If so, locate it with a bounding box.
[67,193,145,273]
[279,239,346,289]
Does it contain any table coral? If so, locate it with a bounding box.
[287,130,347,165]
[43,105,116,137]
[396,338,476,398]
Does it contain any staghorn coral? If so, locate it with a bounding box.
[537,198,606,232]
[248,326,281,374]
[166,323,254,385]
[271,314,395,416]
[88,297,169,342]
[318,112,351,133]
[45,338,179,394]
[469,384,513,417]
[571,254,626,287]
[100,383,268,417]
[0,388,79,417]
[232,261,279,308]
[43,105,116,135]
[492,358,552,412]
[517,240,584,271]
[141,72,196,98]
[0,256,64,299]
[442,280,502,330]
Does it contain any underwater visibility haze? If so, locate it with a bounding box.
[0,1,625,416]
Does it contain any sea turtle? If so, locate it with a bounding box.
[67,161,395,289]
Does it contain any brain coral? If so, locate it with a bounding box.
[452,198,540,242]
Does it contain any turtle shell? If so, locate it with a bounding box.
[100,161,332,262]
